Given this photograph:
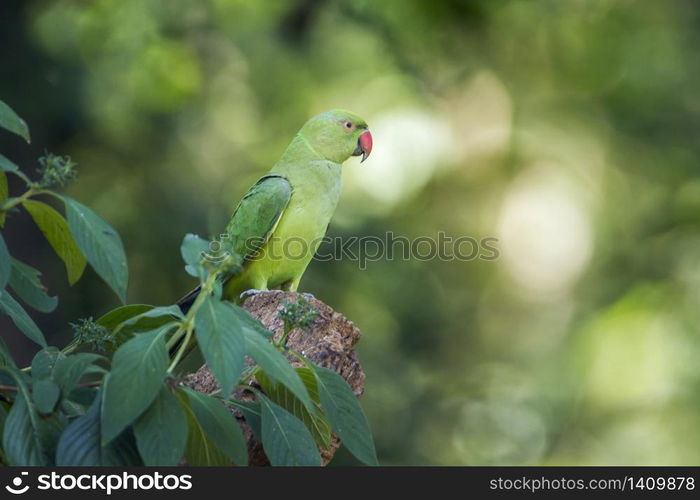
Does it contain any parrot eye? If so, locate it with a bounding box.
[343,121,353,130]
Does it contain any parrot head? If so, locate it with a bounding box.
[299,109,372,164]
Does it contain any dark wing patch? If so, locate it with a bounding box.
[224,174,292,263]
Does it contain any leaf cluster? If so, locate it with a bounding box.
[0,100,378,466]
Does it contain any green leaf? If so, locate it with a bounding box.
[1,383,38,465]
[0,366,59,465]
[9,258,58,312]
[180,233,209,279]
[56,403,103,465]
[175,389,229,466]
[65,386,98,408]
[33,379,61,414]
[258,368,332,449]
[119,304,184,326]
[62,195,128,302]
[84,364,108,375]
[61,398,88,418]
[23,199,87,285]
[0,154,29,185]
[133,386,187,466]
[182,388,247,466]
[3,397,55,465]
[98,304,181,338]
[0,336,17,369]
[101,324,173,444]
[0,233,10,290]
[235,303,273,338]
[312,365,378,465]
[194,296,246,398]
[31,347,63,379]
[0,100,30,143]
[56,390,142,466]
[0,152,20,173]
[259,394,320,466]
[56,403,102,466]
[102,429,142,465]
[0,290,47,347]
[0,170,7,228]
[238,306,311,410]
[53,353,101,395]
[96,304,155,328]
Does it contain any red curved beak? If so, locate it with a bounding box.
[353,130,373,163]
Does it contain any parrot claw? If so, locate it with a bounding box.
[239,289,264,300]
[301,292,316,300]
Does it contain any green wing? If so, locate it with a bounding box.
[177,175,291,313]
[224,174,292,264]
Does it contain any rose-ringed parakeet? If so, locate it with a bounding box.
[178,109,372,312]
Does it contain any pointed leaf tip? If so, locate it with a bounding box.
[0,100,30,143]
[61,196,128,302]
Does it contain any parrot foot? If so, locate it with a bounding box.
[301,292,316,300]
[239,289,264,300]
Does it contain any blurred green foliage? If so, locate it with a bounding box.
[2,0,700,465]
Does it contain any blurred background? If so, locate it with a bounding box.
[2,0,700,465]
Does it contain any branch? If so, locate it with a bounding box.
[184,290,366,466]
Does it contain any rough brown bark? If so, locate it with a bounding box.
[184,290,366,466]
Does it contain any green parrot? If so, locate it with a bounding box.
[178,109,372,311]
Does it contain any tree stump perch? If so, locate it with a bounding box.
[184,291,366,466]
